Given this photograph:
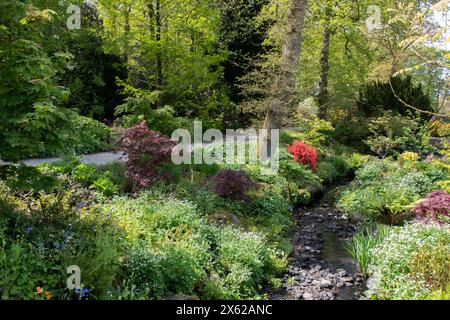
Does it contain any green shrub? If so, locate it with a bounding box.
[0,185,123,300]
[106,189,287,300]
[338,158,441,224]
[100,161,129,192]
[125,247,166,298]
[368,223,450,300]
[353,159,398,186]
[211,226,285,299]
[248,191,289,217]
[41,160,123,196]
[315,154,354,184]
[407,241,449,292]
[59,230,122,299]
[1,164,59,193]
[345,153,373,171]
[24,114,113,158]
[0,235,63,300]
[357,76,432,119]
[72,164,99,185]
[92,174,119,196]
[64,115,111,155]
[316,161,338,184]
[126,238,210,299]
[279,150,321,189]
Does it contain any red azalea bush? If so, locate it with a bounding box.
[118,121,176,191]
[412,191,450,224]
[212,169,258,200]
[287,140,318,171]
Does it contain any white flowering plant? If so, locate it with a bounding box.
[367,223,450,300]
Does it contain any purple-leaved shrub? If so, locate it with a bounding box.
[118,121,175,191]
[211,169,257,200]
[412,191,450,224]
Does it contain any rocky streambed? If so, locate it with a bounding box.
[271,206,367,300]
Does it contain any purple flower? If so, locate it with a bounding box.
[76,202,86,209]
[82,288,91,297]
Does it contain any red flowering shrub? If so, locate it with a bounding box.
[118,121,176,191]
[212,169,257,200]
[287,140,318,171]
[412,191,450,224]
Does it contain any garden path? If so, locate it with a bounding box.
[1,132,260,167]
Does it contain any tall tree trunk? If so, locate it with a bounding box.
[317,24,331,119]
[261,0,308,159]
[270,0,308,128]
[155,0,164,107]
[279,0,308,90]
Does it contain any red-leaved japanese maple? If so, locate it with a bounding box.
[412,191,450,225]
[212,169,257,200]
[118,121,175,191]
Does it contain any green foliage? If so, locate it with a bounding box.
[0,164,59,193]
[0,182,122,300]
[407,241,449,292]
[115,85,188,136]
[125,239,210,298]
[59,115,111,156]
[0,1,72,161]
[99,0,229,129]
[104,185,287,300]
[206,226,286,299]
[357,75,433,119]
[281,116,334,151]
[40,160,123,196]
[0,235,61,300]
[428,120,450,138]
[91,174,119,197]
[338,158,443,224]
[279,150,321,190]
[365,112,429,158]
[315,155,351,184]
[346,225,391,277]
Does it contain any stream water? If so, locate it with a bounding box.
[270,179,367,300]
[322,232,367,300]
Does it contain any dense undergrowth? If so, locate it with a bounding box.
[341,145,450,300]
[0,114,364,300]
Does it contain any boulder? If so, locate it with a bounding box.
[207,210,241,226]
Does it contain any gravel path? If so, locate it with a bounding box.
[0,151,128,167]
[1,133,260,167]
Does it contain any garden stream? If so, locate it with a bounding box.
[10,150,368,301]
[270,183,367,301]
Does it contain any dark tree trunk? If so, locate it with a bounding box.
[318,24,331,120]
[261,0,308,159]
[155,0,164,107]
[280,0,308,90]
[266,0,308,129]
